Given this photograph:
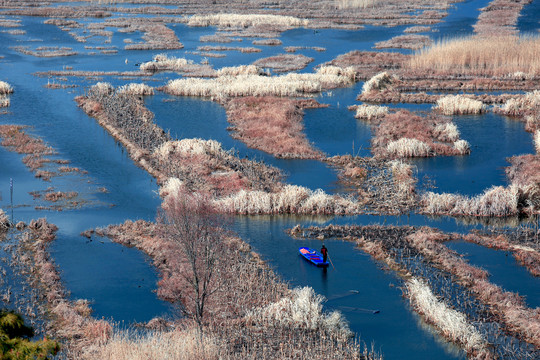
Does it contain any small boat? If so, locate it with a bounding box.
[299,247,329,267]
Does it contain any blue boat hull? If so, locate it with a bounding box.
[299,247,329,267]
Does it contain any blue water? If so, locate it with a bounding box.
[447,240,540,309]
[517,0,540,33]
[0,2,538,358]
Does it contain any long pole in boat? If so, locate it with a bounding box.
[10,178,13,224]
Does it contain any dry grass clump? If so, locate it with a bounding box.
[225,96,323,159]
[214,185,362,215]
[216,65,261,76]
[433,95,486,115]
[187,14,309,28]
[404,26,431,33]
[371,110,470,158]
[386,138,432,158]
[0,95,9,108]
[0,80,13,94]
[252,54,314,73]
[406,278,489,356]
[409,35,540,76]
[140,54,190,72]
[535,130,540,154]
[505,155,540,213]
[361,71,395,95]
[163,67,356,101]
[0,209,8,230]
[83,328,220,360]
[246,287,351,339]
[498,90,540,118]
[421,185,521,217]
[117,83,154,96]
[354,104,389,121]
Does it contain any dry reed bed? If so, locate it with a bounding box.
[88,215,374,360]
[409,35,540,77]
[322,51,408,80]
[76,84,284,197]
[325,155,417,215]
[225,96,325,159]
[374,34,432,50]
[405,278,490,356]
[464,232,540,277]
[369,110,470,159]
[161,65,356,101]
[13,45,78,57]
[252,54,314,73]
[197,45,261,53]
[496,90,540,132]
[252,38,282,46]
[405,230,540,348]
[0,124,57,178]
[285,46,326,53]
[290,225,495,358]
[474,0,533,36]
[293,224,540,354]
[103,17,183,50]
[433,95,486,116]
[13,218,113,357]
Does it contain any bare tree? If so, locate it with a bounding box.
[162,191,225,335]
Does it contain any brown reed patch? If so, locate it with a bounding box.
[252,54,314,73]
[321,51,408,80]
[374,34,432,50]
[370,110,469,159]
[225,96,324,159]
[474,0,532,36]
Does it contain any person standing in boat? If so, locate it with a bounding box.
[320,244,328,263]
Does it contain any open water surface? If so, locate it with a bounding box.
[1,1,539,358]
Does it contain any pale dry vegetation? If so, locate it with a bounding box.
[0,80,13,94]
[354,104,389,121]
[337,0,386,9]
[186,14,309,29]
[117,83,154,96]
[361,72,395,95]
[421,186,521,217]
[433,95,486,115]
[0,95,9,108]
[409,35,540,76]
[406,278,489,355]
[0,209,8,230]
[216,65,261,77]
[214,185,363,215]
[163,66,356,101]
